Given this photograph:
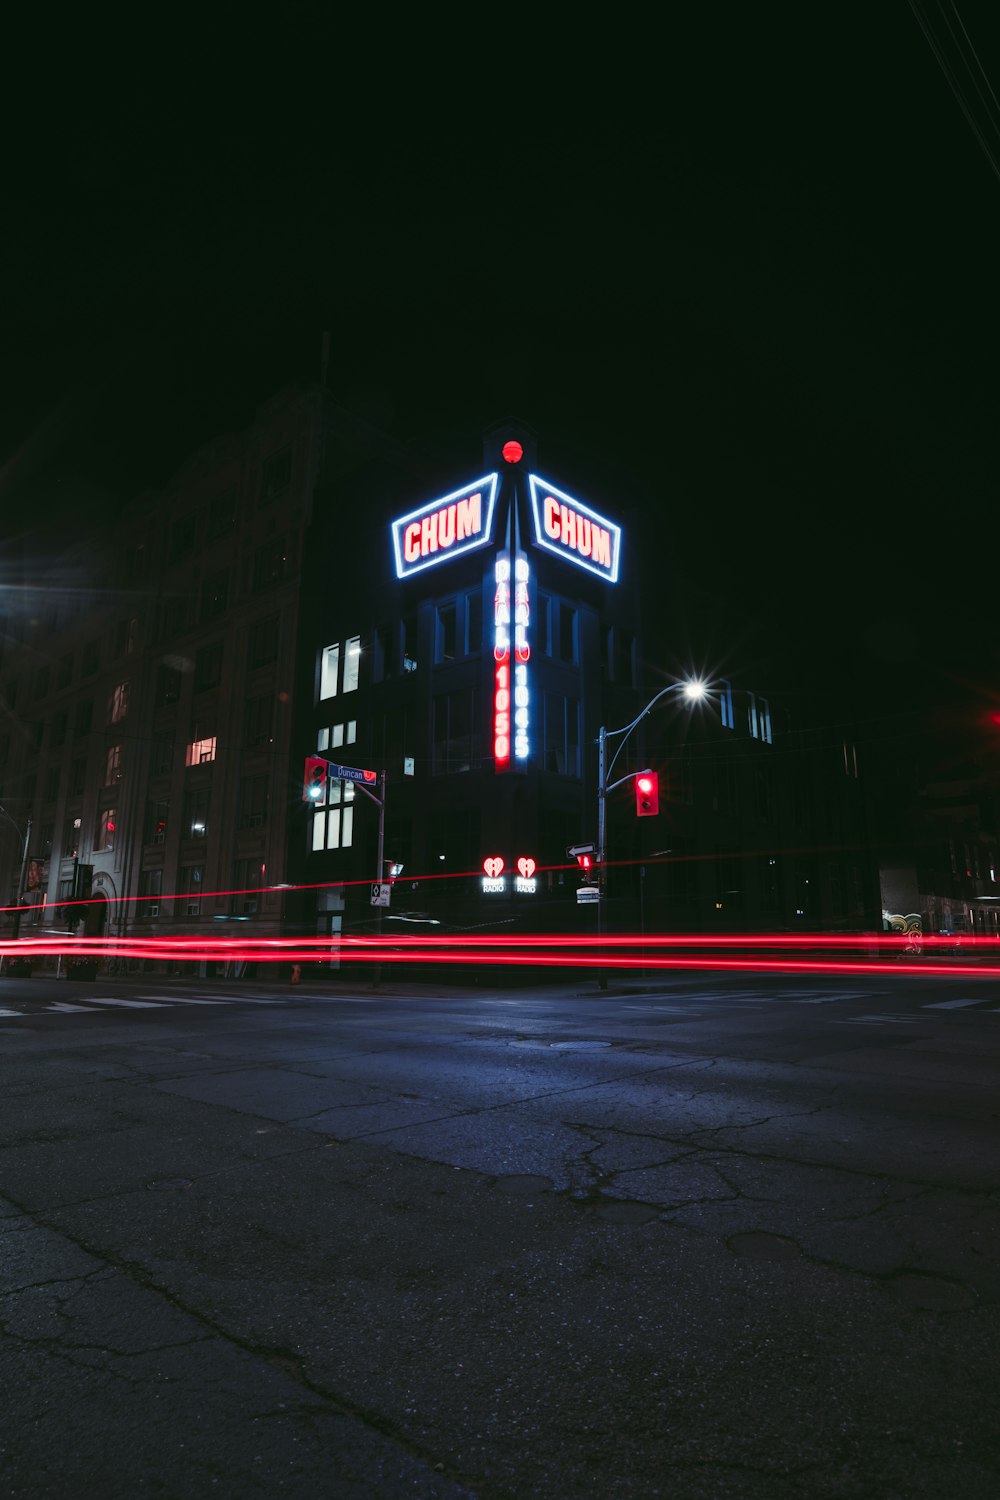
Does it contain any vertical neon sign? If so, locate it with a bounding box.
[494,554,512,769]
[513,553,530,760]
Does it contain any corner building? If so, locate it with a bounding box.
[292,421,648,944]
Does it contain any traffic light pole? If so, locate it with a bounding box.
[595,680,707,990]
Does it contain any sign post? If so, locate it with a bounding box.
[317,760,387,986]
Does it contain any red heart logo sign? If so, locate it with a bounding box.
[483,856,504,878]
[517,857,536,879]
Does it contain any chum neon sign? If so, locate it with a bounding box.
[391,474,498,579]
[527,474,621,583]
[494,553,530,769]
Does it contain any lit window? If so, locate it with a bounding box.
[108,682,129,723]
[317,721,357,752]
[320,643,340,700]
[311,803,355,851]
[719,679,735,730]
[748,693,772,744]
[105,744,123,785]
[95,808,116,852]
[185,736,217,767]
[343,636,361,693]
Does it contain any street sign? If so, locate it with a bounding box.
[329,761,378,786]
[576,886,600,904]
[567,842,595,859]
[371,882,391,907]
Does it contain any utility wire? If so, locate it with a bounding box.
[908,0,1000,185]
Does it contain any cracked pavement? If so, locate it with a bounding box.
[1,971,999,1498]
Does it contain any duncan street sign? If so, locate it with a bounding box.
[328,761,378,785]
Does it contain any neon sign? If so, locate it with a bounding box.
[482,855,506,894]
[515,856,537,895]
[527,474,621,583]
[391,474,498,579]
[494,553,531,769]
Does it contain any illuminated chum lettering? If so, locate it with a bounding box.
[527,474,621,583]
[391,474,498,579]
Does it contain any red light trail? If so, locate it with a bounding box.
[1,932,998,980]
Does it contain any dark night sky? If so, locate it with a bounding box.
[4,6,1000,722]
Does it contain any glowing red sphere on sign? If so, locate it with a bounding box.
[502,440,523,464]
[483,856,505,878]
[517,857,536,879]
[637,776,654,793]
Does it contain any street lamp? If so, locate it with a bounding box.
[595,679,707,987]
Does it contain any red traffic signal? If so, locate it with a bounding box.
[635,771,659,817]
[576,852,592,872]
[303,756,328,802]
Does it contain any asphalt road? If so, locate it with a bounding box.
[1,968,999,1499]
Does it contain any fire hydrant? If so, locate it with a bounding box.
[290,963,302,985]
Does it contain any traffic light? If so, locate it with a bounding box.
[576,853,592,872]
[303,756,328,802]
[635,772,659,817]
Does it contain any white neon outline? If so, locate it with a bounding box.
[527,474,621,583]
[391,473,498,579]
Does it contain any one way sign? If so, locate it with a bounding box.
[371,883,391,907]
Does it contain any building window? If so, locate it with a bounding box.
[104,744,123,785]
[63,815,82,859]
[261,446,292,503]
[139,868,162,917]
[57,653,73,689]
[244,695,274,749]
[842,739,858,778]
[207,488,237,539]
[748,692,772,744]
[232,857,265,914]
[543,692,581,776]
[557,603,577,664]
[108,682,129,723]
[432,689,480,775]
[320,637,361,699]
[156,665,181,707]
[320,642,340,700]
[50,711,67,747]
[200,570,229,622]
[38,822,54,858]
[33,666,50,702]
[70,758,87,796]
[94,807,116,852]
[194,641,223,692]
[186,735,217,767]
[252,538,290,591]
[719,679,735,730]
[310,780,355,851]
[238,774,268,829]
[435,602,458,662]
[44,768,60,804]
[114,617,139,657]
[343,636,361,692]
[145,798,169,845]
[150,731,173,776]
[317,721,356,752]
[178,863,204,916]
[182,785,209,840]
[248,615,279,668]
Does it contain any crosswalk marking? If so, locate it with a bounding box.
[135,994,227,1005]
[76,997,167,1008]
